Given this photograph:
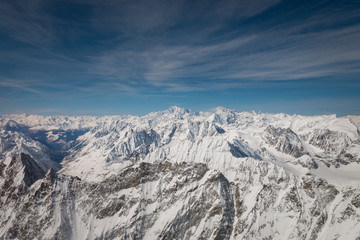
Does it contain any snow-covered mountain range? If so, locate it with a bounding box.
[0,107,359,239]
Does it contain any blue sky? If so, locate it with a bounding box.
[0,0,359,116]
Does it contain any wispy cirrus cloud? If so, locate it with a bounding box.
[88,22,360,91]
[0,79,44,94]
[0,1,56,48]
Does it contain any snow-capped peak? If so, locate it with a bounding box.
[167,106,190,115]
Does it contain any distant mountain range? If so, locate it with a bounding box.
[1,107,359,239]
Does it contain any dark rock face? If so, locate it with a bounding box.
[0,153,48,213]
[301,129,360,167]
[19,153,47,187]
[305,129,351,152]
[228,143,249,158]
[264,126,307,158]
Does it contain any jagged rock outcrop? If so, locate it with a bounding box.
[264,125,307,158]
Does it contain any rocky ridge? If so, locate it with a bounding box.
[0,107,359,239]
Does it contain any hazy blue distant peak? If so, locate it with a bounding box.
[167,106,190,115]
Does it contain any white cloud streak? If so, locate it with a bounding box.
[0,79,43,94]
[89,22,360,91]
